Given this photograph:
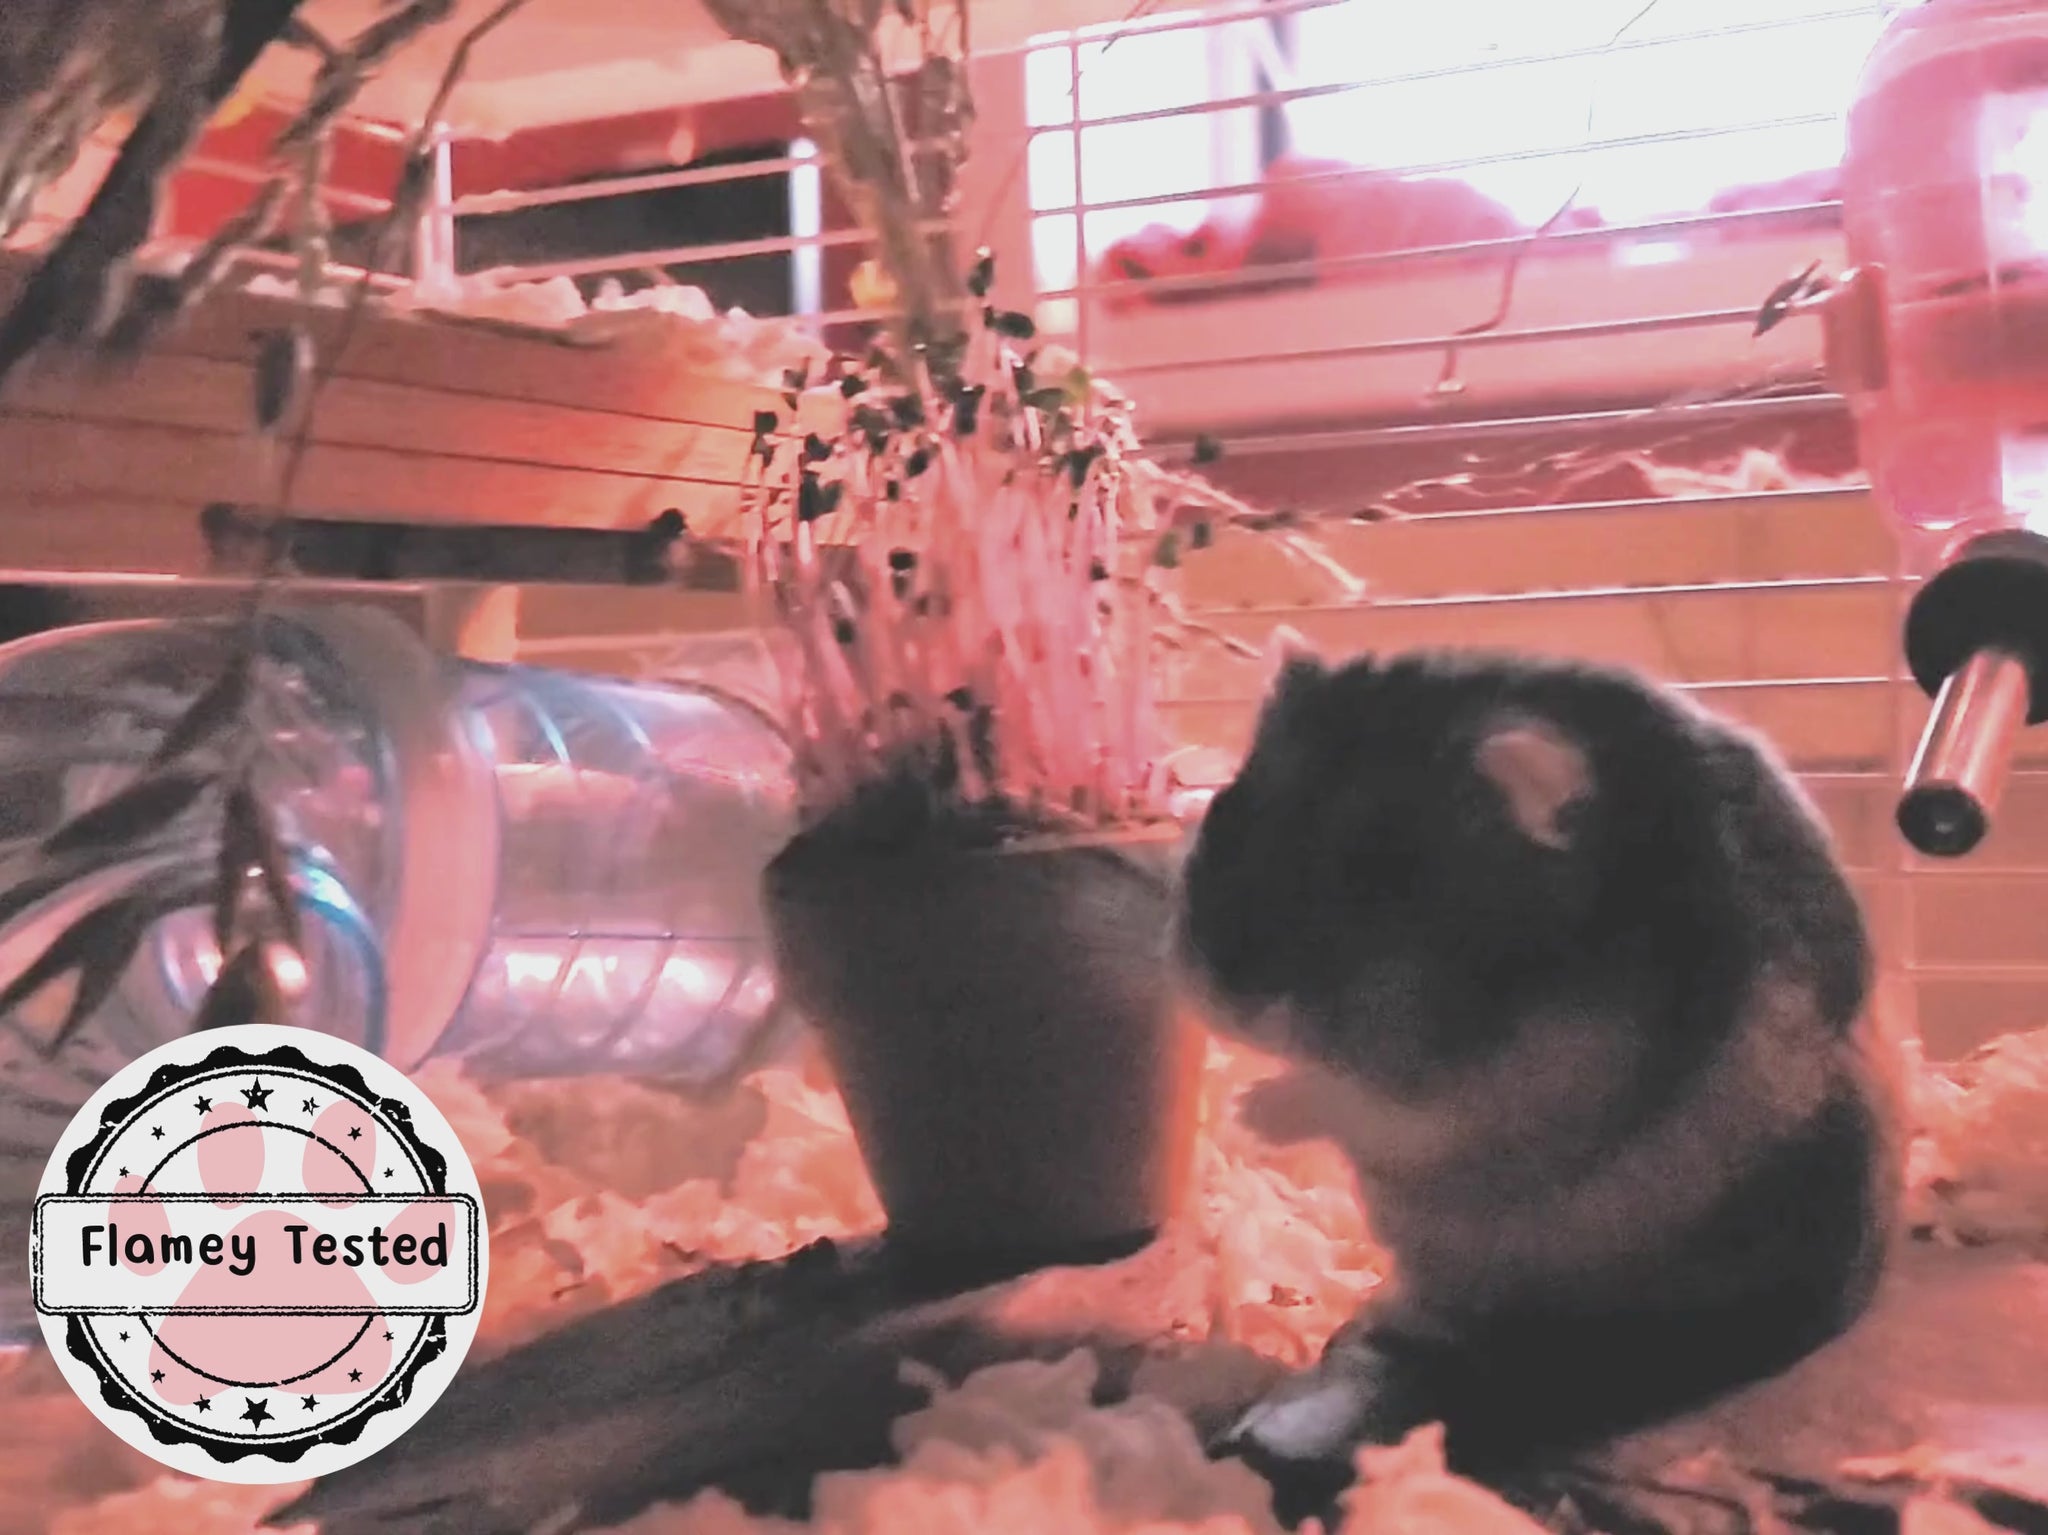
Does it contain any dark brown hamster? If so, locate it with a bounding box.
[1176,644,1906,1513]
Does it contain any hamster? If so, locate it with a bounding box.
[1175,645,1906,1512]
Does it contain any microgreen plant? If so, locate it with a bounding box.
[743,251,1252,843]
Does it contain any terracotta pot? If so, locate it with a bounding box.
[762,823,1204,1277]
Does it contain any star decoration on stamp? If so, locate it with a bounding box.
[30,1025,489,1485]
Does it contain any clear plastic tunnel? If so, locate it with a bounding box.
[0,605,796,1342]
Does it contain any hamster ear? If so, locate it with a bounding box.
[1261,625,1328,702]
[1474,718,1591,851]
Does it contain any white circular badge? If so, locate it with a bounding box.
[28,1023,489,1484]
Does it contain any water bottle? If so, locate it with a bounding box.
[1836,0,2048,573]
[0,604,797,1344]
[1824,0,2048,855]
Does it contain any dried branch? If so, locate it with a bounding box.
[0,0,307,389]
[0,0,526,1058]
[700,0,971,374]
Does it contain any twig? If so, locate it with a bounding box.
[269,0,536,528]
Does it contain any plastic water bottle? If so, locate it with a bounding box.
[1836,0,2048,575]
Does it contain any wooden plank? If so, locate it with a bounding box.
[1851,873,1908,967]
[0,489,211,574]
[516,586,756,644]
[1159,581,1899,702]
[1906,874,2048,970]
[1158,674,2048,780]
[1806,775,1899,873]
[162,290,781,431]
[1176,490,1896,608]
[0,251,786,550]
[0,570,449,633]
[0,416,740,534]
[0,252,782,433]
[1913,976,2048,1059]
[4,352,755,489]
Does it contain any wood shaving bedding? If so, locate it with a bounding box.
[3,1026,2044,1535]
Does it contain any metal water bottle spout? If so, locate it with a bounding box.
[1893,529,2048,856]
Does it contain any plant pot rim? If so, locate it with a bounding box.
[782,814,1181,855]
[986,818,1185,856]
[765,814,1186,889]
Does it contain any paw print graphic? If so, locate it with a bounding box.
[36,1034,483,1473]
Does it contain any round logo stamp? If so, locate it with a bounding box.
[29,1023,489,1484]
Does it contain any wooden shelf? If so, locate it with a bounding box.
[0,252,782,577]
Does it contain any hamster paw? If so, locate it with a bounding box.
[1209,1351,1398,1527]
[1219,1369,1377,1464]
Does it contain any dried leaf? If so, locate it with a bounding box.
[46,900,156,1057]
[1754,260,1827,338]
[221,779,302,953]
[41,769,212,860]
[214,785,258,950]
[147,656,251,770]
[0,896,152,1054]
[252,325,313,432]
[193,943,284,1031]
[965,247,995,299]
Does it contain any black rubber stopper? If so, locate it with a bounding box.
[1901,528,2048,718]
[1897,781,1989,858]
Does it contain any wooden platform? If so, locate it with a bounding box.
[0,251,782,577]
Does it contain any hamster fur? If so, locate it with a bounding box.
[1176,646,1907,1506]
